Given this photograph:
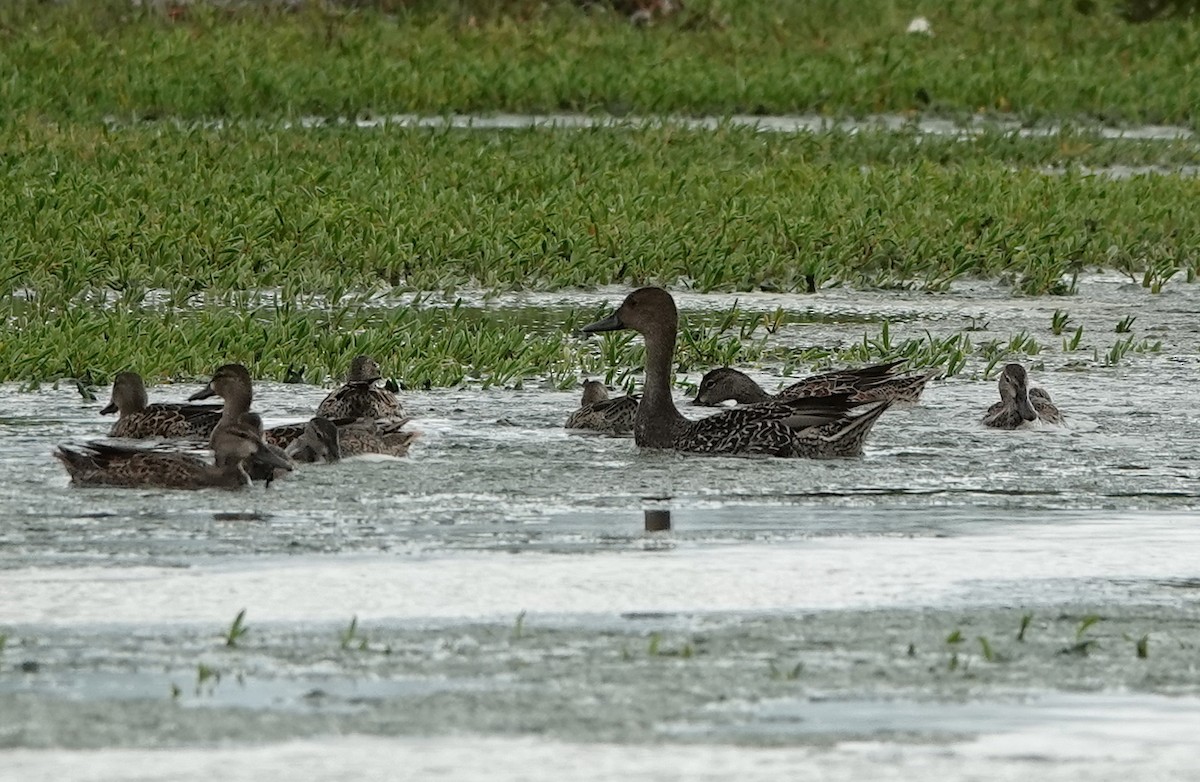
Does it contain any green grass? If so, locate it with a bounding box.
[1,2,1196,386]
[4,123,1199,306]
[2,0,1199,124]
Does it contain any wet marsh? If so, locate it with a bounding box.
[4,1,1200,778]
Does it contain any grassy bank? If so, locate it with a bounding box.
[4,124,1198,300]
[0,0,1197,124]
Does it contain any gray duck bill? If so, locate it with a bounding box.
[188,384,216,401]
[581,312,625,333]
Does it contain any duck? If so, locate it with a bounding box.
[100,371,222,439]
[692,362,931,408]
[982,363,1063,428]
[54,419,292,490]
[285,417,343,464]
[564,379,639,435]
[581,287,892,457]
[188,364,256,443]
[315,355,404,420]
[189,364,418,457]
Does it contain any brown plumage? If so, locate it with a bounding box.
[983,364,1063,428]
[315,355,404,420]
[564,380,639,435]
[54,421,292,490]
[581,287,892,457]
[190,364,418,457]
[101,371,222,439]
[693,363,931,408]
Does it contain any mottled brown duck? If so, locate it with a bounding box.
[54,420,291,490]
[101,371,222,439]
[315,355,404,420]
[191,363,418,457]
[564,379,639,435]
[581,287,892,457]
[982,363,1063,428]
[692,363,930,408]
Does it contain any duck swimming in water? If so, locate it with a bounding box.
[982,363,1063,428]
[692,362,931,408]
[54,419,291,490]
[564,379,639,435]
[315,355,404,420]
[101,371,222,439]
[581,287,891,457]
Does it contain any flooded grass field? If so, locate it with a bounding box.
[4,3,1200,776]
[4,277,1200,779]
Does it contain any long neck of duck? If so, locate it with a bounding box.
[636,321,686,446]
[220,388,252,423]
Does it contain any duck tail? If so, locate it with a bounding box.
[795,400,893,458]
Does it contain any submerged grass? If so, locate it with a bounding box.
[4,124,1199,306]
[2,0,1199,124]
[2,286,1078,388]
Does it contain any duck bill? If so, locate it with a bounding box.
[581,311,625,333]
[188,384,216,401]
[99,401,118,415]
[1017,392,1038,422]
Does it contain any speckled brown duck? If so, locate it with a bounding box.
[564,379,639,435]
[692,362,931,408]
[315,355,404,420]
[190,364,418,457]
[101,371,222,439]
[982,363,1063,428]
[581,287,892,458]
[54,420,292,490]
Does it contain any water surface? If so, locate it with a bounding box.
[3,276,1200,779]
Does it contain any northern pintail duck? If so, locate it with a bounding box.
[983,363,1063,428]
[693,362,931,408]
[190,364,418,457]
[582,287,891,457]
[54,420,292,490]
[101,371,222,439]
[315,355,404,420]
[564,379,639,435]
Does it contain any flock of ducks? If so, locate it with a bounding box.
[55,356,417,490]
[565,288,1061,454]
[52,287,1062,491]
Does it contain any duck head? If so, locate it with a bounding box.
[579,379,610,406]
[347,355,383,385]
[189,364,253,406]
[692,368,764,406]
[997,363,1037,422]
[582,287,678,338]
[100,371,149,416]
[286,417,342,464]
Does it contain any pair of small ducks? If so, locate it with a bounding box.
[55,356,417,490]
[565,287,1061,456]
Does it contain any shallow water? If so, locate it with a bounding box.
[3,276,1200,778]
[309,112,1196,141]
